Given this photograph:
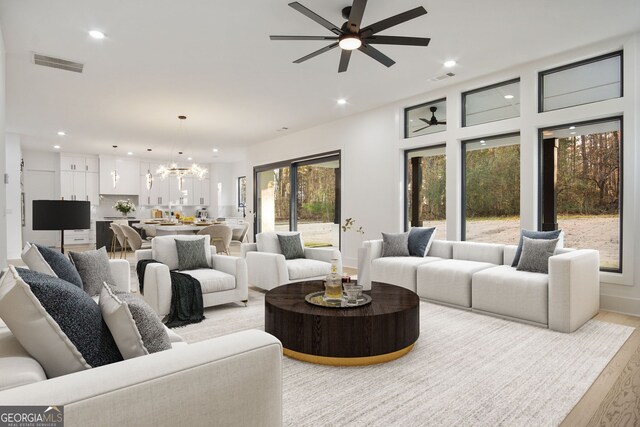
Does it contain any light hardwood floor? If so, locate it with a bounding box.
[16,245,638,426]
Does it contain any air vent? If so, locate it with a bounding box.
[429,72,455,82]
[33,53,84,73]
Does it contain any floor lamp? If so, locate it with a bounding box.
[32,200,90,253]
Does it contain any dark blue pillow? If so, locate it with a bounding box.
[35,244,84,289]
[15,268,123,368]
[511,229,562,267]
[408,227,437,257]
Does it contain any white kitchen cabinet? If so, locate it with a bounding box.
[192,178,210,206]
[60,155,100,205]
[60,155,85,172]
[170,176,193,205]
[99,156,140,195]
[60,170,87,201]
[86,172,99,205]
[85,157,99,173]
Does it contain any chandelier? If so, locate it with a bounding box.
[157,115,208,189]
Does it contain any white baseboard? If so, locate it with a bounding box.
[600,293,640,317]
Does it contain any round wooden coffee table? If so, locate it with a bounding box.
[265,281,419,366]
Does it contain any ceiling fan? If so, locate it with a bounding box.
[270,0,430,73]
[413,106,446,133]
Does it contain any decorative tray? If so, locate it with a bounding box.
[305,291,371,308]
[158,222,177,226]
[195,222,213,226]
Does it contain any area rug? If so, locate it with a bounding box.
[176,290,634,427]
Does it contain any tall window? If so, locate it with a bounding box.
[255,152,340,248]
[462,134,520,244]
[405,145,446,239]
[539,118,622,272]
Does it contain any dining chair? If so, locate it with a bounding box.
[110,223,127,259]
[197,224,232,255]
[229,223,250,251]
[120,224,151,258]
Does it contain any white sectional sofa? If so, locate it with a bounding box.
[359,239,600,333]
[0,258,282,427]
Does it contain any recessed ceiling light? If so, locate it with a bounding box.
[569,126,576,130]
[213,148,219,153]
[57,131,66,136]
[187,157,193,161]
[443,60,456,68]
[570,132,576,135]
[504,94,514,99]
[337,99,347,105]
[480,140,486,143]
[89,30,105,39]
[127,152,133,155]
[53,145,61,149]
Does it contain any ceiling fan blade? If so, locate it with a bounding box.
[345,0,368,33]
[438,121,447,125]
[338,50,352,73]
[270,35,339,41]
[358,44,395,68]
[293,42,339,64]
[413,125,431,133]
[419,118,430,124]
[364,35,431,47]
[288,2,342,35]
[360,6,427,37]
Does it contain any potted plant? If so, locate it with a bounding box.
[113,199,136,217]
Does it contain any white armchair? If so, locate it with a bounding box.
[241,232,342,291]
[135,235,248,317]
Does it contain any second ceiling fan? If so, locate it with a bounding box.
[270,0,431,73]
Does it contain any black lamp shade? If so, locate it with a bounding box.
[33,200,91,230]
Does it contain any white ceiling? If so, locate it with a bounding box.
[1,0,639,162]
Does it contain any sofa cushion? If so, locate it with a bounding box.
[512,229,563,267]
[182,268,236,293]
[175,237,209,270]
[286,258,331,281]
[517,237,559,274]
[427,240,453,259]
[371,256,442,292]
[408,227,437,257]
[472,265,549,325]
[417,259,496,307]
[277,233,305,260]
[152,235,212,271]
[0,327,47,391]
[503,245,518,265]
[68,247,114,297]
[99,283,172,359]
[452,241,504,265]
[21,242,83,289]
[382,232,410,257]
[0,267,122,379]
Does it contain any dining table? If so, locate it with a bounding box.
[134,221,246,237]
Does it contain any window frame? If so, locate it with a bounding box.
[538,50,623,113]
[253,150,341,247]
[537,116,624,273]
[403,97,447,139]
[403,144,447,232]
[461,77,521,128]
[461,132,521,241]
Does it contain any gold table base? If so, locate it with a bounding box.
[283,343,415,366]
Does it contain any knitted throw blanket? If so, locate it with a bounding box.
[136,259,205,328]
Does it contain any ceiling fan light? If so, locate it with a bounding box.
[339,35,361,50]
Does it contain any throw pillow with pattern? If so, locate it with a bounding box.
[512,229,563,267]
[68,247,114,297]
[277,233,305,260]
[516,236,559,274]
[382,232,410,257]
[175,238,209,270]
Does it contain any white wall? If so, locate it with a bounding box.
[246,32,640,315]
[0,25,7,267]
[4,133,22,259]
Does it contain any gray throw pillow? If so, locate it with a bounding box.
[382,232,410,257]
[0,267,122,378]
[408,227,437,257]
[23,243,84,289]
[69,247,114,297]
[512,229,563,267]
[277,233,305,260]
[100,283,172,359]
[516,237,559,274]
[175,238,209,270]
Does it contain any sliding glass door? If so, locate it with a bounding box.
[255,152,341,248]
